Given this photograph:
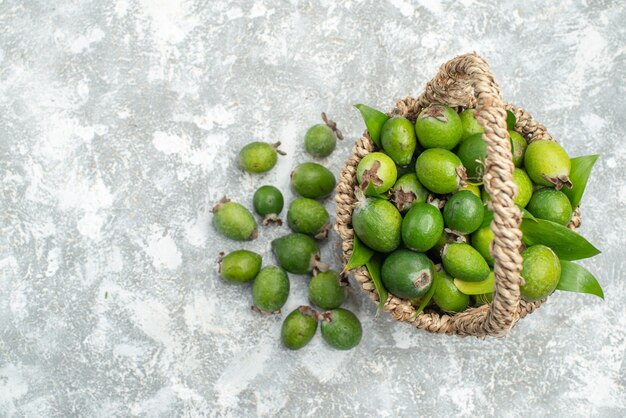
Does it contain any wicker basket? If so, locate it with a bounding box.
[335,53,581,337]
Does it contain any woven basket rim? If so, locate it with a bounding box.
[334,53,581,337]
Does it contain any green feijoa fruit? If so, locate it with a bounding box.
[459,108,484,142]
[526,188,573,226]
[443,190,484,234]
[305,124,336,158]
[433,269,470,313]
[513,168,533,208]
[212,198,258,241]
[356,152,398,196]
[239,141,282,173]
[287,197,331,239]
[281,306,318,350]
[416,148,466,194]
[414,104,463,150]
[352,197,402,253]
[320,308,362,350]
[253,185,284,225]
[252,266,290,312]
[381,249,434,299]
[308,270,347,310]
[401,203,444,252]
[460,182,481,198]
[520,245,561,302]
[218,250,262,284]
[473,292,493,306]
[271,233,321,274]
[291,162,336,199]
[471,226,495,266]
[389,173,429,213]
[442,243,490,282]
[509,130,527,168]
[524,140,572,190]
[456,134,487,181]
[381,116,417,166]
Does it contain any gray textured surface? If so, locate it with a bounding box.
[1,0,625,417]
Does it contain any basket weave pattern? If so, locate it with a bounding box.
[335,53,581,337]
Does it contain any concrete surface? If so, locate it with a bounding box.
[1,0,625,417]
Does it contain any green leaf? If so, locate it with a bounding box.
[557,260,604,299]
[354,104,389,148]
[520,207,537,222]
[454,271,495,295]
[344,235,374,271]
[562,154,599,208]
[365,255,388,312]
[506,110,517,131]
[520,218,600,260]
[413,270,439,316]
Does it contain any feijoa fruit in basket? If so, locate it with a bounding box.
[415,148,466,194]
[414,104,463,150]
[320,308,362,350]
[471,226,495,267]
[218,250,262,284]
[526,188,573,226]
[381,249,434,299]
[380,116,417,166]
[389,173,429,213]
[524,140,572,189]
[308,270,347,310]
[352,196,402,253]
[442,243,490,282]
[443,190,485,234]
[305,124,336,158]
[356,152,398,196]
[520,245,561,302]
[287,197,331,239]
[291,162,336,199]
[456,134,487,182]
[433,269,470,313]
[253,185,284,225]
[401,202,444,252]
[512,168,533,207]
[271,233,322,274]
[239,141,283,173]
[281,306,318,350]
[459,108,484,142]
[252,266,290,313]
[212,197,258,241]
[509,130,527,168]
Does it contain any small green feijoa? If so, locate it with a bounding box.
[212,197,258,241]
[271,233,322,274]
[239,141,283,173]
[252,266,290,313]
[526,188,573,226]
[442,243,490,282]
[291,162,336,199]
[459,108,484,142]
[389,173,429,213]
[253,185,284,225]
[443,190,484,234]
[305,119,337,158]
[381,249,434,299]
[512,168,533,208]
[218,250,262,284]
[471,226,495,266]
[524,140,572,190]
[456,134,487,182]
[520,245,561,302]
[381,116,417,165]
[401,202,444,252]
[287,197,331,239]
[308,270,347,310]
[320,308,362,350]
[509,130,527,168]
[432,269,470,313]
[352,196,402,253]
[356,152,398,196]
[414,104,463,150]
[281,306,318,350]
[416,148,466,194]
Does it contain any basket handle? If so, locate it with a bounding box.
[416,53,524,335]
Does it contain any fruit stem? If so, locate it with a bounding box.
[298,305,319,321]
[211,196,231,213]
[322,112,344,140]
[262,214,283,226]
[272,141,287,156]
[314,223,332,240]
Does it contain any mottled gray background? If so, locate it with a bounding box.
[1,0,625,417]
